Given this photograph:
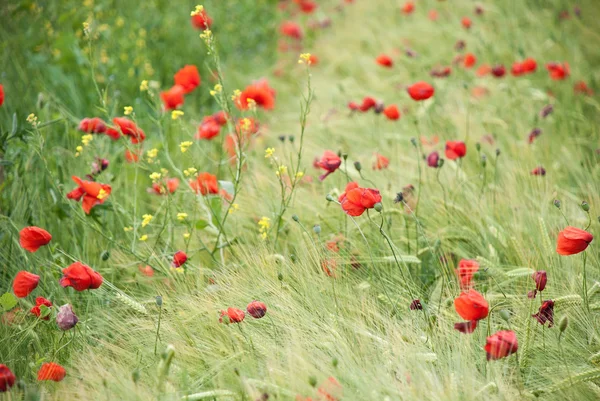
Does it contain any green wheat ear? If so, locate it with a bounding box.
[554,295,583,312]
[589,351,600,366]
[114,291,148,315]
[538,217,553,258]
[533,369,600,396]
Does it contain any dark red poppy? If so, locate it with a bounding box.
[454,289,489,321]
[66,176,112,214]
[409,299,422,310]
[531,166,546,176]
[190,172,219,195]
[280,21,303,40]
[0,364,15,392]
[30,297,53,320]
[454,320,478,334]
[19,226,52,252]
[174,65,201,94]
[373,153,389,170]
[427,151,440,168]
[456,259,479,289]
[315,150,341,181]
[219,307,245,323]
[546,62,570,80]
[172,251,188,267]
[430,66,451,78]
[0,84,4,107]
[59,262,103,291]
[383,105,400,120]
[528,270,547,298]
[376,54,393,68]
[402,1,415,14]
[13,271,40,298]
[236,79,276,110]
[556,226,593,255]
[161,85,185,110]
[532,300,554,327]
[445,141,466,160]
[78,117,107,134]
[246,301,267,318]
[196,117,221,140]
[463,53,476,68]
[528,128,542,144]
[491,65,506,77]
[407,82,434,101]
[37,363,66,382]
[113,117,146,143]
[191,10,212,30]
[338,182,382,217]
[485,330,518,360]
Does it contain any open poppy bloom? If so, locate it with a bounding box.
[37,363,66,382]
[338,182,382,217]
[402,1,415,14]
[456,259,479,289]
[531,166,546,176]
[376,54,393,68]
[78,117,107,134]
[546,62,570,80]
[219,307,245,323]
[454,289,488,334]
[461,16,472,29]
[0,364,15,392]
[172,251,188,267]
[60,262,103,291]
[161,85,185,110]
[315,150,342,181]
[13,271,40,298]
[296,0,317,13]
[174,65,201,93]
[113,117,146,143]
[190,172,219,195]
[30,297,52,320]
[532,300,554,327]
[67,176,112,214]
[485,330,518,360]
[191,9,212,30]
[556,226,593,255]
[280,21,303,40]
[383,104,400,120]
[359,96,377,111]
[236,79,276,110]
[196,116,221,140]
[373,153,389,170]
[407,82,434,101]
[427,151,440,168]
[445,141,466,160]
[19,226,52,252]
[247,300,267,318]
[463,53,476,68]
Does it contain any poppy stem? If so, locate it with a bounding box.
[582,251,589,313]
[435,168,449,225]
[154,301,163,356]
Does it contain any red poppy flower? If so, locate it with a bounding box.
[315,150,342,181]
[78,117,107,134]
[491,65,506,78]
[475,64,491,77]
[161,85,185,110]
[511,62,525,76]
[383,105,400,120]
[546,62,570,80]
[454,320,478,334]
[174,65,201,94]
[37,363,66,382]
[219,307,245,323]
[190,172,219,195]
[66,176,112,214]
[456,259,479,289]
[429,9,438,21]
[125,149,140,163]
[463,53,476,68]
[348,101,359,111]
[376,54,393,68]
[280,21,303,40]
[445,141,466,160]
[373,153,389,170]
[430,66,451,78]
[317,376,343,401]
[522,57,537,73]
[528,270,547,298]
[339,182,382,217]
[30,297,52,320]
[105,127,121,140]
[246,301,267,318]
[191,10,212,30]
[407,82,435,101]
[532,300,554,327]
[574,81,593,95]
[461,16,472,29]
[0,364,15,392]
[402,1,415,14]
[59,262,103,291]
[19,226,52,252]
[296,0,317,13]
[556,226,593,255]
[359,96,377,111]
[409,299,423,310]
[113,117,146,143]
[13,271,40,298]
[138,265,154,277]
[427,151,440,168]
[528,128,542,144]
[454,289,489,321]
[0,84,4,107]
[484,330,518,360]
[307,54,319,65]
[212,111,228,126]
[237,79,276,110]
[172,251,188,267]
[196,117,221,140]
[531,166,546,176]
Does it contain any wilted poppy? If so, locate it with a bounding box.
[37,363,66,382]
[359,96,377,111]
[280,21,303,40]
[161,85,185,110]
[409,299,423,310]
[373,153,389,170]
[528,128,542,144]
[113,117,146,143]
[66,176,112,214]
[338,182,382,217]
[19,226,52,252]
[546,62,570,80]
[528,270,547,298]
[190,172,219,195]
[315,150,341,181]
[431,66,451,78]
[219,307,245,323]
[463,53,476,68]
[383,104,400,120]
[78,117,107,134]
[407,82,434,101]
[461,16,472,29]
[30,297,52,320]
[172,251,188,267]
[532,300,554,327]
[13,271,40,298]
[174,65,201,94]
[237,79,276,110]
[56,304,79,331]
[427,151,440,168]
[0,365,15,392]
[456,259,479,289]
[246,301,267,318]
[191,9,212,30]
[531,166,546,176]
[59,261,103,291]
[454,289,489,321]
[454,320,478,334]
[556,226,593,255]
[376,54,393,68]
[491,65,506,78]
[485,330,518,360]
[445,141,466,160]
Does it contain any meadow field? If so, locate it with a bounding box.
[1,0,600,400]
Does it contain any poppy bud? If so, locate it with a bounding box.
[278,272,284,280]
[410,137,417,147]
[326,194,334,202]
[481,155,487,167]
[438,158,445,168]
[409,299,423,310]
[56,304,78,331]
[246,300,267,319]
[332,357,338,367]
[309,376,317,387]
[554,199,561,209]
[278,135,286,142]
[581,201,590,212]
[495,149,501,157]
[101,250,110,261]
[539,104,554,118]
[374,202,383,213]
[313,225,321,234]
[559,316,568,332]
[292,214,300,222]
[172,251,188,267]
[289,136,295,143]
[354,161,362,172]
[155,295,163,307]
[374,102,385,114]
[475,142,481,151]
[499,309,511,322]
[132,369,140,384]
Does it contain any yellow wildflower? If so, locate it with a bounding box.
[141,214,153,227]
[179,141,193,153]
[190,5,204,16]
[139,235,148,242]
[124,106,133,115]
[26,113,39,127]
[183,233,191,239]
[149,172,162,182]
[183,167,198,177]
[140,80,149,91]
[264,147,275,158]
[172,110,184,120]
[177,212,188,221]
[123,226,133,232]
[298,53,312,64]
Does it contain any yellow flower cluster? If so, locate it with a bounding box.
[177,212,188,221]
[190,5,204,16]
[264,148,275,158]
[123,226,133,232]
[231,89,241,101]
[172,110,184,120]
[141,214,153,227]
[258,217,271,240]
[276,165,288,176]
[228,203,240,214]
[140,80,149,91]
[75,134,94,157]
[179,141,193,153]
[200,29,212,41]
[149,172,162,182]
[298,53,312,64]
[209,84,222,97]
[139,234,148,242]
[183,167,198,177]
[26,113,39,127]
[147,148,158,163]
[124,106,133,115]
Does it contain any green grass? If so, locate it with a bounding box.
[2,0,600,400]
